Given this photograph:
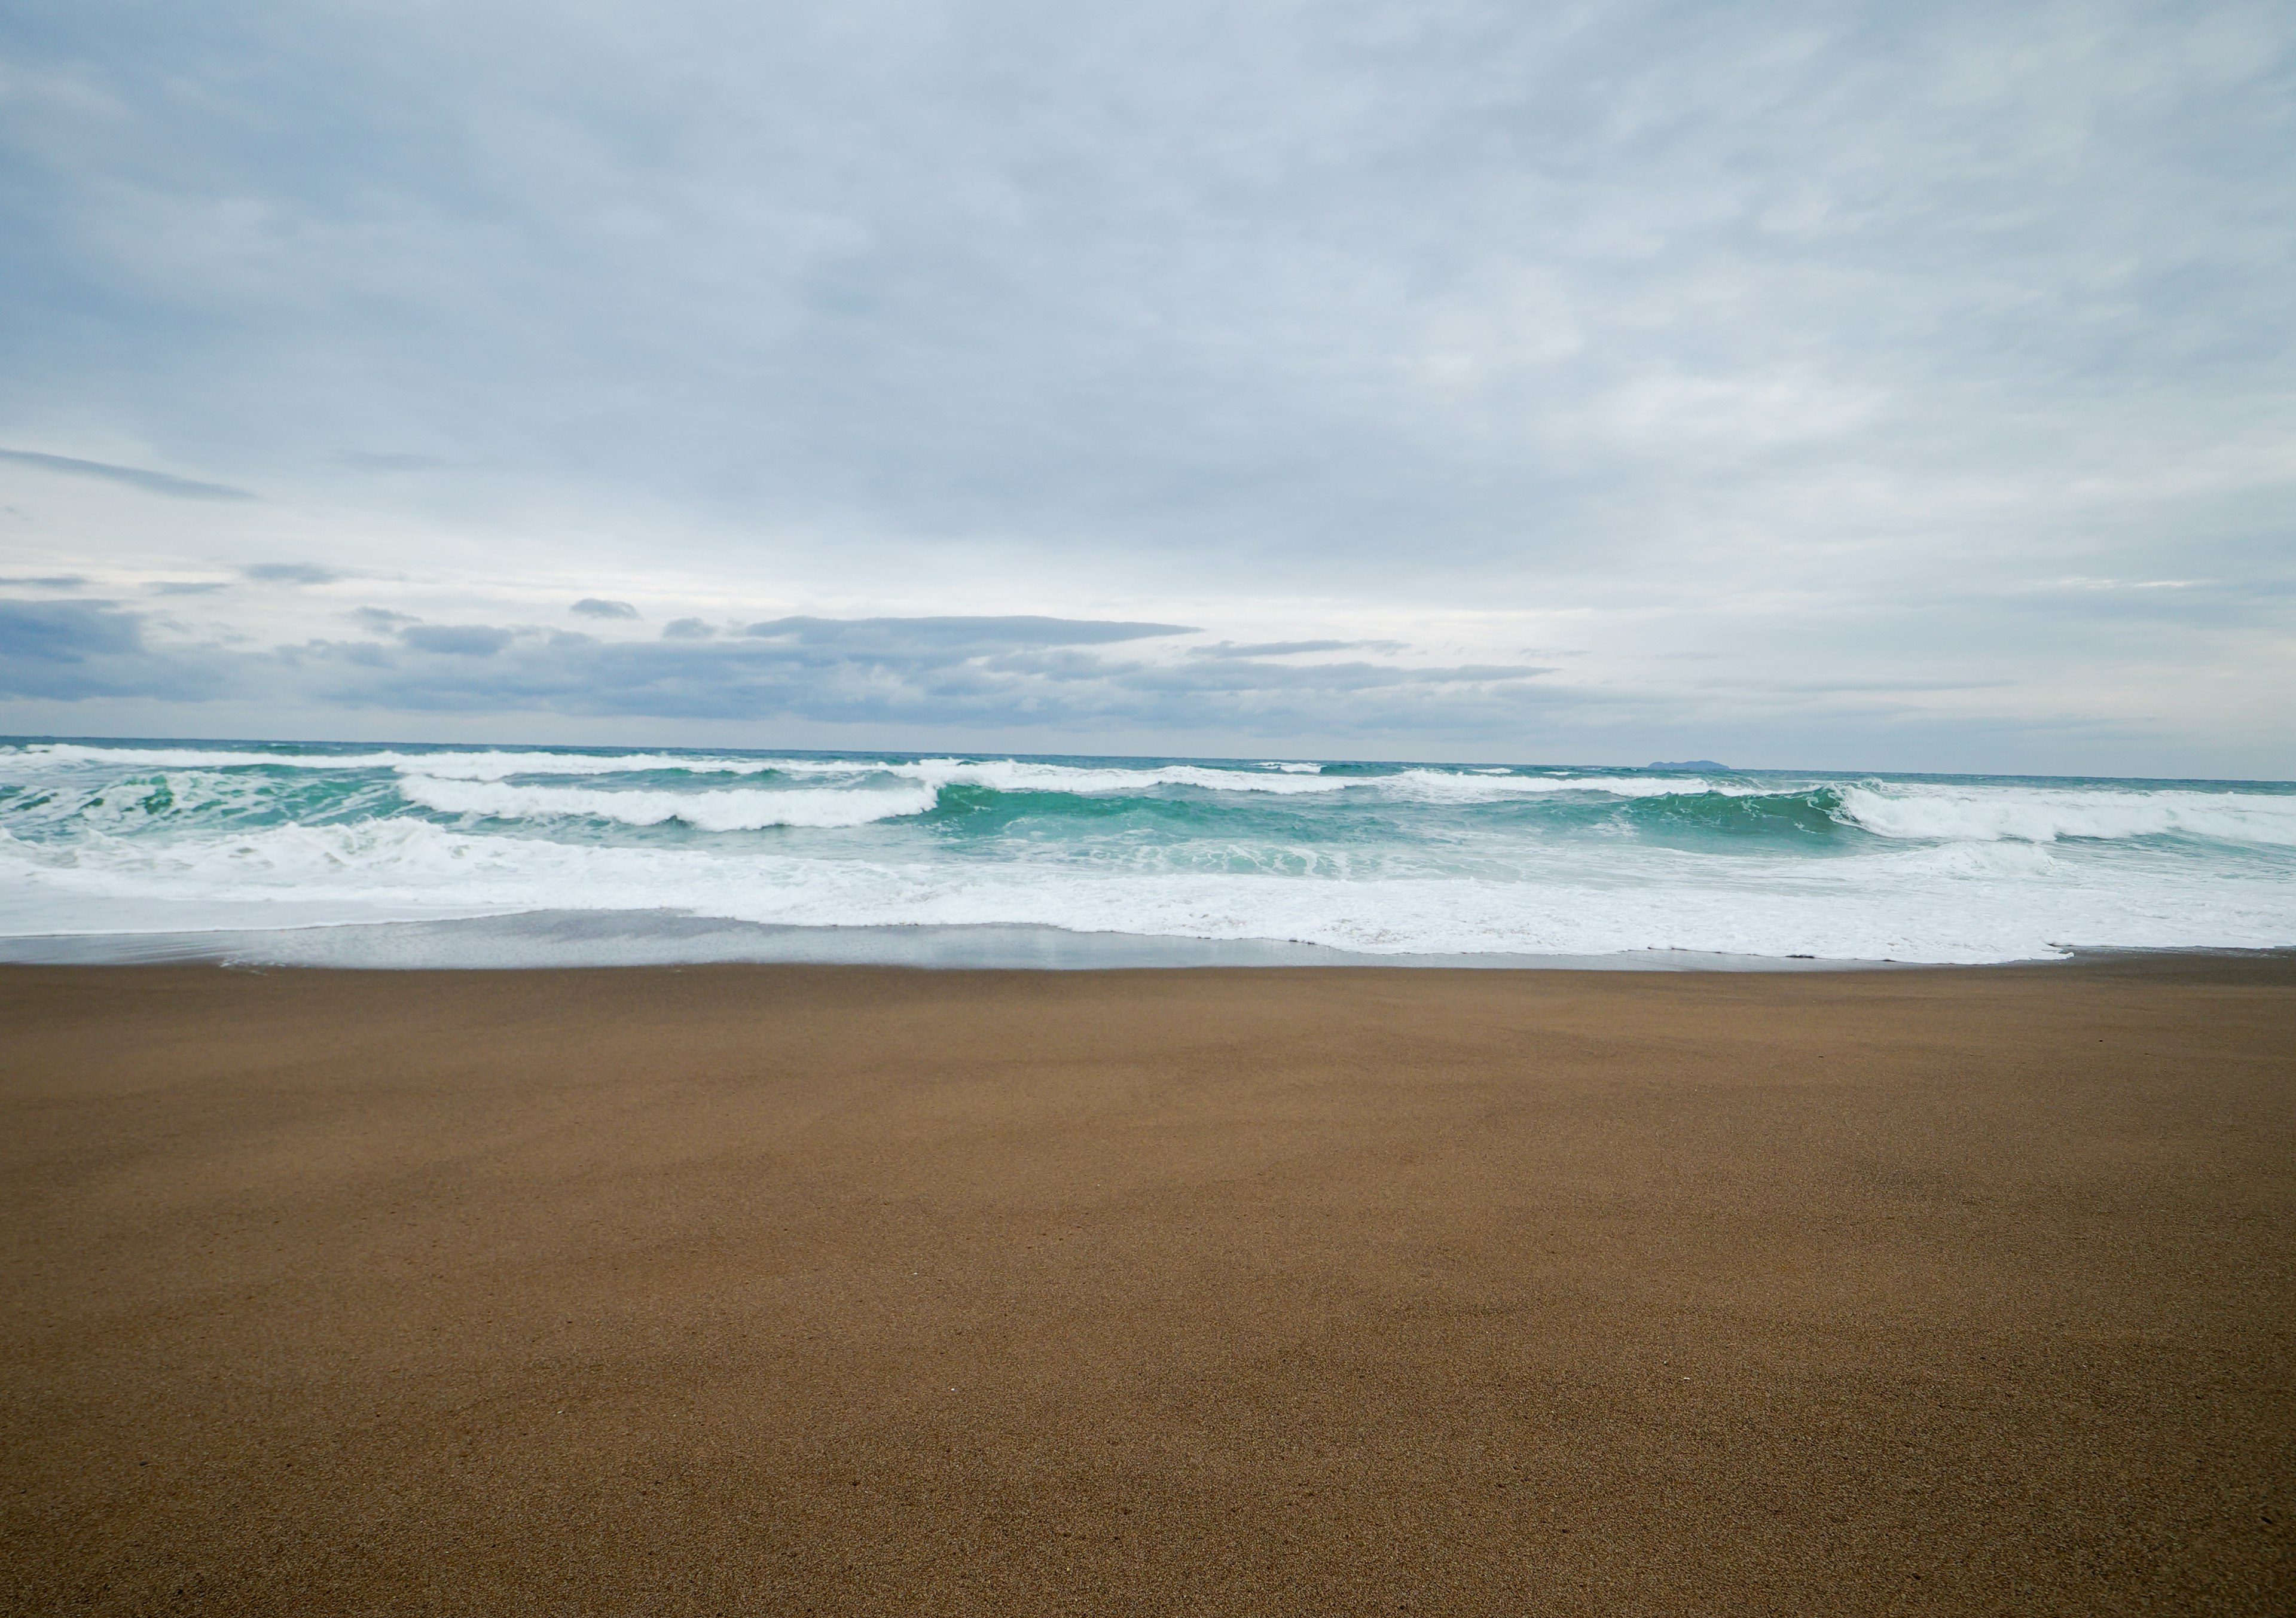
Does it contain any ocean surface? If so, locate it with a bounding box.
[1,737,2292,967]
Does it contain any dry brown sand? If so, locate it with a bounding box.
[2,957,2292,1614]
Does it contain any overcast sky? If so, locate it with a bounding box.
[1,0,2289,774]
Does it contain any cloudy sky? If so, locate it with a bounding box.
[1,0,2289,775]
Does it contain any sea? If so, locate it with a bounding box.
[1,737,2291,969]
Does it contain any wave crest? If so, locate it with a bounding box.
[1834,784,2296,845]
[396,776,938,830]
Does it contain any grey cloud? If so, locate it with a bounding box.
[740,616,1193,653]
[0,575,87,589]
[313,639,395,670]
[258,616,1552,734]
[401,624,515,656]
[149,580,229,594]
[0,599,139,663]
[1190,640,1404,658]
[0,448,254,501]
[572,598,640,619]
[0,600,226,699]
[0,600,2230,769]
[661,618,717,639]
[350,606,418,629]
[1698,677,2014,695]
[1037,654,1555,697]
[243,563,341,584]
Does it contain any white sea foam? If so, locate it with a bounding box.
[1,742,787,779]
[887,760,1730,800]
[1376,770,1712,802]
[1834,783,2296,845]
[2,743,1355,793]
[1,811,2288,962]
[1870,839,2063,877]
[361,750,774,780]
[396,775,939,830]
[887,758,1348,795]
[4,743,1715,801]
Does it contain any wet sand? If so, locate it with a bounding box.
[2,957,2291,1614]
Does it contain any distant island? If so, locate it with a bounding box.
[1647,759,1728,771]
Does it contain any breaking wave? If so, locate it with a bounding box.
[2,738,2290,963]
[1830,783,2296,845]
[394,775,939,831]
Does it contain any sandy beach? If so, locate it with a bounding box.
[2,956,2291,1614]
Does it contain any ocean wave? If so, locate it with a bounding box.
[11,746,2294,851]
[396,775,939,830]
[0,765,401,838]
[3,813,2289,962]
[8,742,1734,802]
[885,760,1733,801]
[1377,769,1714,802]
[1833,783,2296,845]
[3,742,796,780]
[5,742,2291,964]
[895,759,1352,795]
[4,743,1354,793]
[366,750,780,781]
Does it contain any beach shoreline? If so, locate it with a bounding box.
[4,958,2291,1612]
[8,911,2296,972]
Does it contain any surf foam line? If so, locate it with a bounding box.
[10,747,2296,846]
[2,814,2291,963]
[1831,783,2296,845]
[4,744,1356,794]
[4,744,1732,801]
[394,776,940,831]
[4,743,810,779]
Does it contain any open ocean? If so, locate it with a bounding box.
[2,737,2291,967]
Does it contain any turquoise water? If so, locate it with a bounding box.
[2,738,2292,963]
